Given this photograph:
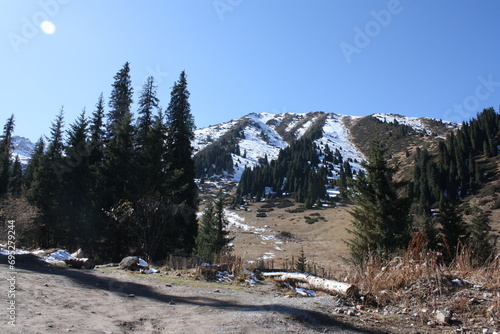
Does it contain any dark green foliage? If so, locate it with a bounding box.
[13,64,200,262]
[195,192,232,263]
[108,62,133,129]
[0,115,15,196]
[468,207,496,266]
[165,71,198,253]
[412,107,500,214]
[295,247,307,272]
[236,136,327,205]
[437,199,468,262]
[106,193,175,263]
[8,156,22,197]
[25,110,66,247]
[346,139,411,264]
[194,122,247,178]
[88,93,106,167]
[60,109,92,249]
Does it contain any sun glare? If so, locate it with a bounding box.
[40,21,56,35]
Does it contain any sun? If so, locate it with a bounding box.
[40,21,56,35]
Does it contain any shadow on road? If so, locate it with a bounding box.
[1,254,385,333]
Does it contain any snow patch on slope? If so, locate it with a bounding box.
[371,113,455,134]
[12,136,34,165]
[193,119,240,154]
[316,114,365,175]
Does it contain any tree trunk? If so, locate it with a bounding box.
[262,272,358,297]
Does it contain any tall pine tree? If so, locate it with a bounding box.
[165,71,198,253]
[99,62,136,260]
[0,115,15,196]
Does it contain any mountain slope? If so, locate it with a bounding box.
[193,111,458,183]
[12,136,35,165]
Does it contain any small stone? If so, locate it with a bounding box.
[214,289,220,293]
[435,309,452,325]
[427,321,436,328]
[43,283,48,287]
[355,305,365,310]
[482,329,488,334]
[128,294,135,298]
[168,300,176,305]
[165,284,172,287]
[347,309,356,316]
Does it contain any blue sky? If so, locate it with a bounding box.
[1,0,500,142]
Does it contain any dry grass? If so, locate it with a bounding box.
[345,232,500,328]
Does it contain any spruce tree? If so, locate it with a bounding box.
[136,76,160,148]
[165,71,198,253]
[295,246,308,273]
[108,62,133,129]
[437,199,468,262]
[468,207,495,265]
[135,76,163,193]
[98,63,136,260]
[195,191,231,263]
[23,137,45,190]
[8,155,22,197]
[0,115,15,195]
[346,138,411,264]
[25,110,66,247]
[62,109,92,248]
[88,93,105,167]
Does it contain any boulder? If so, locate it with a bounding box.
[119,256,148,271]
[71,248,86,258]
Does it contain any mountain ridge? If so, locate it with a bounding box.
[193,111,459,183]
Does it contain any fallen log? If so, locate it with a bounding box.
[262,272,358,297]
[64,258,95,269]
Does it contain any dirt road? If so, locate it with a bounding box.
[0,255,381,334]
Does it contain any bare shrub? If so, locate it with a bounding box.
[0,196,40,248]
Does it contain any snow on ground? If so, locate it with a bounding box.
[371,113,458,134]
[43,249,75,264]
[193,119,240,154]
[12,136,35,166]
[241,114,287,158]
[224,209,283,260]
[0,245,30,256]
[326,188,341,197]
[294,117,317,139]
[316,114,365,175]
[283,113,312,133]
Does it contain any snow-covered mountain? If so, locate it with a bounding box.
[193,111,458,182]
[12,136,35,165]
